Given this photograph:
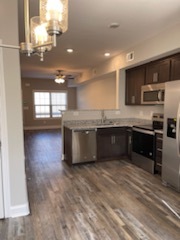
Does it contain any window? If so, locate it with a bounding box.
[34,91,67,118]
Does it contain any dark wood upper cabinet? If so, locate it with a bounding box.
[125,65,145,105]
[170,54,180,81]
[145,58,170,84]
[125,53,180,105]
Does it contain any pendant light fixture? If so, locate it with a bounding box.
[20,0,68,61]
[54,70,65,84]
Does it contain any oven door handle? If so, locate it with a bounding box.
[133,127,155,135]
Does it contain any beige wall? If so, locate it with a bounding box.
[76,69,163,118]
[22,78,77,129]
[77,74,116,109]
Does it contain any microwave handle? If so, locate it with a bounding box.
[157,90,161,101]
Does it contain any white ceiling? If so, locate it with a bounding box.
[18,0,180,80]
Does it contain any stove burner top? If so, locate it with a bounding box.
[134,113,164,131]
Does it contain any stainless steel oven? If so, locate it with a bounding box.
[132,126,155,174]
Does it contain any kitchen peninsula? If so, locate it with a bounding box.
[62,110,151,166]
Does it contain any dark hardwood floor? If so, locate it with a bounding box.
[0,129,180,240]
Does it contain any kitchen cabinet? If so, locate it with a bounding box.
[64,127,73,165]
[125,53,180,106]
[145,58,170,84]
[97,127,127,161]
[126,127,132,160]
[125,65,145,105]
[155,132,163,175]
[170,54,180,81]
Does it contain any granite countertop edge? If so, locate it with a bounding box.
[63,118,152,130]
[154,129,163,134]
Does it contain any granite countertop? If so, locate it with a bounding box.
[63,118,152,130]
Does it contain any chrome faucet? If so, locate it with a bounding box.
[101,110,106,124]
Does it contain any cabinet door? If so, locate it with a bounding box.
[112,128,127,158]
[145,59,170,84]
[97,127,127,161]
[126,128,132,160]
[97,133,113,161]
[64,127,73,165]
[170,54,180,81]
[126,66,145,105]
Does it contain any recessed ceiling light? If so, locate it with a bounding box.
[109,22,120,29]
[67,48,73,53]
[104,52,110,57]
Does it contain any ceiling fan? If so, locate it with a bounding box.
[54,70,66,84]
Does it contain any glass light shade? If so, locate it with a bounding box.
[55,77,65,84]
[40,0,68,35]
[31,16,52,53]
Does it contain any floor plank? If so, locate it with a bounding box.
[0,129,179,240]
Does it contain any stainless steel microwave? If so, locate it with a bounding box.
[141,83,165,105]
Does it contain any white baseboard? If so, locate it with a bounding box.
[10,202,30,218]
[24,125,61,130]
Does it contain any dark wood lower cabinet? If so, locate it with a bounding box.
[97,127,127,161]
[64,126,73,165]
[126,127,132,160]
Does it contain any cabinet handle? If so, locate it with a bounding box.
[153,72,158,82]
[157,148,162,152]
[131,96,135,104]
[111,136,115,144]
[156,163,162,167]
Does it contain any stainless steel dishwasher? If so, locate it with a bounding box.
[72,129,97,164]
